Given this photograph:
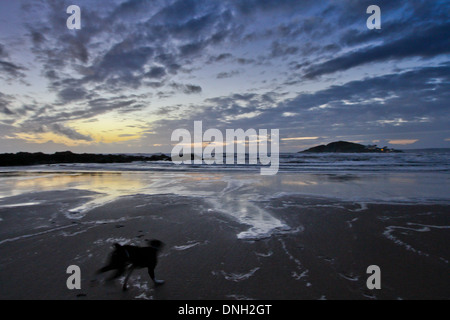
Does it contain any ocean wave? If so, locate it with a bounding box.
[1,150,448,174]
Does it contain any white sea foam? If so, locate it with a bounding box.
[338,273,359,282]
[60,228,91,237]
[279,238,304,270]
[406,222,450,230]
[94,237,132,246]
[135,293,153,300]
[349,202,368,212]
[278,238,310,283]
[255,250,273,257]
[292,270,309,280]
[216,176,290,240]
[217,267,260,282]
[207,196,291,240]
[88,216,142,225]
[0,202,42,209]
[0,224,76,246]
[381,223,450,256]
[383,226,427,255]
[65,194,120,219]
[118,275,153,299]
[173,240,208,251]
[346,217,359,228]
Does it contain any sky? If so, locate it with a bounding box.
[0,0,449,153]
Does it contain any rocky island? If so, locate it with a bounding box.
[301,141,402,153]
[0,151,171,167]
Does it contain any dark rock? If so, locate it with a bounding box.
[0,152,172,167]
[301,141,402,153]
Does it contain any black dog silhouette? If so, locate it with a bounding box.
[97,239,165,291]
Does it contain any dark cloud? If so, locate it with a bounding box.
[216,70,241,79]
[57,87,88,103]
[236,58,256,65]
[149,64,449,146]
[270,41,299,58]
[0,60,26,81]
[271,65,450,138]
[85,42,154,86]
[49,123,93,142]
[85,96,144,116]
[0,92,14,115]
[179,41,208,58]
[18,93,147,131]
[184,85,202,94]
[145,66,167,79]
[234,0,316,15]
[61,35,90,64]
[154,53,182,74]
[22,0,237,96]
[109,0,155,20]
[170,83,202,94]
[304,23,450,79]
[170,13,217,40]
[208,53,233,64]
[151,0,200,23]
[0,44,8,58]
[29,31,46,45]
[0,106,14,116]
[154,105,182,116]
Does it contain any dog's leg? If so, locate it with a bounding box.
[148,267,165,285]
[97,265,114,274]
[122,266,135,291]
[107,267,125,281]
[92,264,114,285]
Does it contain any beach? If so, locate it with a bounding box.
[0,165,448,300]
[1,0,449,303]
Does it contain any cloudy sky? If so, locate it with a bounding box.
[0,0,448,153]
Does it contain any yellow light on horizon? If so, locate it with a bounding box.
[69,116,146,144]
[12,114,148,147]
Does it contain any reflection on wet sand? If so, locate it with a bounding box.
[1,170,449,207]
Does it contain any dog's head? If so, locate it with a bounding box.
[146,239,164,251]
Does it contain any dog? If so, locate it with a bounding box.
[97,239,165,291]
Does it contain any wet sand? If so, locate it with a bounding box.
[0,190,448,300]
